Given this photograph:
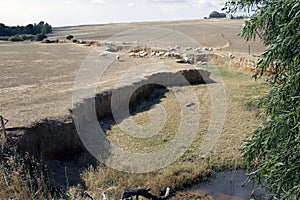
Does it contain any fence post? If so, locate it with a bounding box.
[0,116,7,142]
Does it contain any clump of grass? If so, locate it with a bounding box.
[0,148,67,199]
[0,152,50,199]
[81,162,210,199]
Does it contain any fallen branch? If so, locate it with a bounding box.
[122,187,170,200]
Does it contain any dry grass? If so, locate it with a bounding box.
[0,152,52,199]
[0,56,270,199]
[80,60,271,199]
[0,18,269,199]
[81,162,210,199]
[49,19,265,55]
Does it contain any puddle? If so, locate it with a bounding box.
[191,170,273,200]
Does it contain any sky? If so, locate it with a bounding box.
[0,0,227,27]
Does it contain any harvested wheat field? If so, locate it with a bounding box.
[0,19,271,199]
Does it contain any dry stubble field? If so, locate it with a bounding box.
[0,19,270,199]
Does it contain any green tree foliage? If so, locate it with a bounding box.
[0,21,52,37]
[209,11,227,18]
[8,35,23,42]
[66,35,74,40]
[224,0,300,199]
[35,33,47,41]
[6,34,46,42]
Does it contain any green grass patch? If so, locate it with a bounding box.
[218,65,246,79]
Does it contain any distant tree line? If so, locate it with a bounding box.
[229,15,249,19]
[209,11,227,18]
[206,11,250,19]
[0,21,52,42]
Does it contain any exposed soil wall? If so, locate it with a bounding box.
[14,69,211,160]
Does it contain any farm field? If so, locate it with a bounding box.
[1,18,264,128]
[0,19,270,199]
[50,18,264,54]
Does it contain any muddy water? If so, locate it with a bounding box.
[190,170,272,200]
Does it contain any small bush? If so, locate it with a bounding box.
[35,33,47,41]
[9,34,35,41]
[20,34,35,41]
[230,15,248,19]
[66,35,74,40]
[8,35,23,42]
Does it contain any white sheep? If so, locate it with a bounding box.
[155,51,164,57]
[195,47,202,53]
[129,52,136,57]
[164,52,171,58]
[183,56,189,63]
[139,52,147,58]
[172,52,181,58]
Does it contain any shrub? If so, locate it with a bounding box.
[66,35,74,40]
[35,33,47,41]
[20,34,35,41]
[8,35,23,42]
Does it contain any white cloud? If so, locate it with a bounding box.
[193,0,226,8]
[150,0,226,9]
[0,0,228,27]
[91,0,104,4]
[128,2,135,7]
[64,0,72,4]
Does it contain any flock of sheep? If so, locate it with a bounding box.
[99,45,234,66]
[125,46,216,65]
[128,50,182,59]
[128,46,214,59]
